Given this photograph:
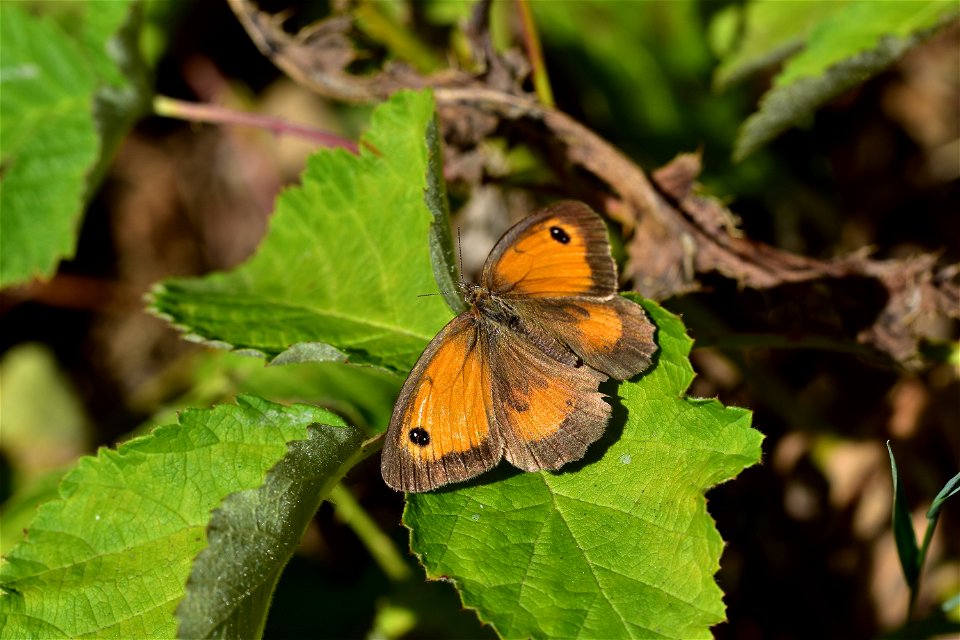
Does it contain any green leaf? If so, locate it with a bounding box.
[175,418,367,638]
[0,469,64,556]
[927,471,960,520]
[149,90,453,372]
[733,0,959,161]
[0,1,148,288]
[142,350,402,435]
[886,441,920,590]
[0,343,90,480]
[423,107,464,315]
[0,395,357,638]
[710,1,847,90]
[405,298,762,639]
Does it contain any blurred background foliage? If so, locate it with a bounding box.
[1,1,957,638]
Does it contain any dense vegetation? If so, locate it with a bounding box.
[1,2,957,638]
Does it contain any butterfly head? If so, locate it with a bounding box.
[460,281,487,306]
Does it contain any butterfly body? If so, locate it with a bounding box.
[382,201,657,492]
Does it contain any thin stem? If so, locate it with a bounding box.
[354,0,442,73]
[515,0,554,107]
[329,482,412,583]
[909,512,939,618]
[152,96,361,154]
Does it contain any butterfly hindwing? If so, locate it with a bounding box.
[513,295,657,380]
[381,314,503,492]
[490,332,610,472]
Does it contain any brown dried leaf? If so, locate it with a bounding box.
[639,154,959,367]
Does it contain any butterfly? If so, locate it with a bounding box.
[381,201,657,492]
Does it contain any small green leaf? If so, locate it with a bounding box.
[0,396,354,638]
[886,441,920,589]
[776,1,956,87]
[710,1,846,90]
[733,0,959,161]
[406,299,762,639]
[927,471,960,520]
[0,1,148,288]
[150,90,453,372]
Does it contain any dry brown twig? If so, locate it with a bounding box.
[227,0,959,369]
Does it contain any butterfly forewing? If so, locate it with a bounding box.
[482,201,618,299]
[381,314,503,492]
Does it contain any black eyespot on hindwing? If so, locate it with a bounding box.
[549,226,570,244]
[409,427,430,446]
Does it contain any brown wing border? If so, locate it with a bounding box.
[381,313,504,492]
[481,201,619,299]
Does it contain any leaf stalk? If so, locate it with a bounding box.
[152,95,361,153]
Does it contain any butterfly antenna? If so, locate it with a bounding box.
[457,227,464,284]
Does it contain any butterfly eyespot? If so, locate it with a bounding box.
[549,226,571,244]
[409,427,431,446]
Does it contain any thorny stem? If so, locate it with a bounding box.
[152,95,361,154]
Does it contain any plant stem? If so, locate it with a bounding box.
[152,95,361,154]
[515,0,554,107]
[909,512,939,618]
[329,482,412,582]
[354,0,442,73]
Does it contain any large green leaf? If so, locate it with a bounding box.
[150,90,454,373]
[0,1,148,288]
[405,298,763,639]
[175,413,369,638]
[732,0,959,161]
[0,396,361,638]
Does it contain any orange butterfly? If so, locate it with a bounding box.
[381,201,657,492]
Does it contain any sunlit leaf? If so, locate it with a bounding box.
[406,299,763,639]
[733,0,958,160]
[150,90,453,373]
[0,1,147,287]
[0,396,358,638]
